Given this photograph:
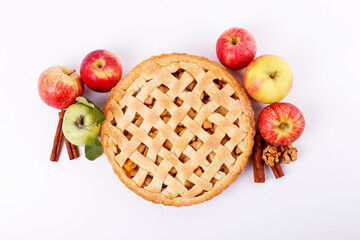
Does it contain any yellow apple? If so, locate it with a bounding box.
[243,54,293,104]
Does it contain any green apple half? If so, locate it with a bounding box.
[62,103,101,146]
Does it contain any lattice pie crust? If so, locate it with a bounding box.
[101,53,255,206]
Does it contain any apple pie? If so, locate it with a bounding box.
[101,53,255,206]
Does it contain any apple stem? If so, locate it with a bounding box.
[280,124,287,130]
[231,36,237,45]
[270,71,278,79]
[75,115,98,133]
[76,115,86,129]
[65,69,76,76]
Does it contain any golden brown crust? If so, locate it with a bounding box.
[101,53,255,207]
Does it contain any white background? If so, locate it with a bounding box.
[1,0,359,239]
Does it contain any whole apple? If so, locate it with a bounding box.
[38,66,84,109]
[244,54,293,104]
[80,49,122,92]
[216,27,256,70]
[258,102,305,146]
[62,103,101,146]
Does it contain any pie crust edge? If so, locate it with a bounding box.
[101,53,255,206]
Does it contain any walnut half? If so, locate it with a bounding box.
[262,145,281,166]
[279,145,298,164]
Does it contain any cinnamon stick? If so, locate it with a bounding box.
[64,136,74,160]
[71,142,79,159]
[50,110,65,162]
[270,165,281,179]
[274,162,284,177]
[56,128,63,160]
[271,162,284,179]
[253,132,265,183]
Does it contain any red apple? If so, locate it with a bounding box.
[80,49,122,92]
[258,103,305,146]
[38,66,84,109]
[216,27,256,70]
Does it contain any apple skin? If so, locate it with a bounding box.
[38,66,84,109]
[258,102,305,146]
[62,103,101,146]
[216,27,256,70]
[244,54,293,104]
[80,49,122,92]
